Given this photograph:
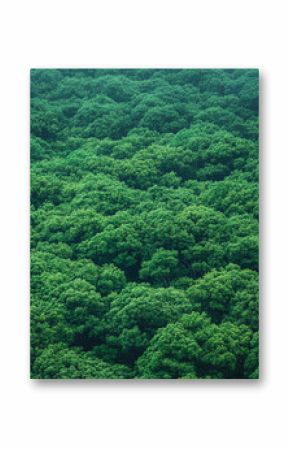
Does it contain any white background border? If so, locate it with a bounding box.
[0,0,289,447]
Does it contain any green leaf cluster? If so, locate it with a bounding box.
[31,69,259,379]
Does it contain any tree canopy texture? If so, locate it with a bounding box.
[31,68,259,379]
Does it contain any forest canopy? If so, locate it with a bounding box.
[30,68,259,379]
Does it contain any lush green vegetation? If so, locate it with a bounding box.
[30,69,259,379]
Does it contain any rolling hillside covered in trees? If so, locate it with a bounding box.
[31,69,259,379]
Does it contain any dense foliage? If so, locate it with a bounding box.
[31,69,259,379]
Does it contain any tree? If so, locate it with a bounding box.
[30,68,259,379]
[137,312,254,379]
[95,264,127,296]
[104,284,193,364]
[139,249,179,286]
[32,344,132,379]
[187,264,259,330]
